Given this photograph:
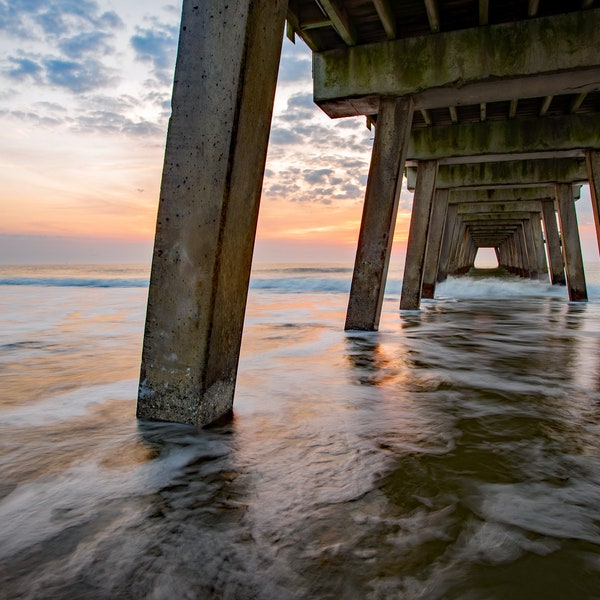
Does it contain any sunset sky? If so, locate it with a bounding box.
[0,1,596,265]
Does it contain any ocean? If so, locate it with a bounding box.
[1,262,600,599]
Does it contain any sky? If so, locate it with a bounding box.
[0,0,597,265]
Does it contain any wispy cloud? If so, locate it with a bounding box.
[0,0,123,39]
[130,19,178,84]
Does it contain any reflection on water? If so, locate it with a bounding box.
[1,272,600,599]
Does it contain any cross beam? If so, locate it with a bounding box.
[313,9,600,117]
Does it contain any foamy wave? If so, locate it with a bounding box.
[249,276,351,293]
[0,276,148,288]
[435,276,569,300]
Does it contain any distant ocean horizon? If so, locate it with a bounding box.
[2,261,600,598]
[2,259,600,296]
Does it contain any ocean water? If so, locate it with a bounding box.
[1,262,600,599]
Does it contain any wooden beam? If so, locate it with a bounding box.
[509,99,518,118]
[372,0,397,39]
[317,0,357,46]
[314,10,600,117]
[424,0,441,33]
[449,105,458,123]
[480,102,486,121]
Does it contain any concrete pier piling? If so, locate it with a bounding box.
[421,189,449,299]
[556,183,588,301]
[400,160,438,310]
[137,0,286,426]
[345,97,413,330]
[139,2,600,425]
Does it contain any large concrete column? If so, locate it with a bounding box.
[541,199,566,285]
[448,221,467,275]
[137,0,287,426]
[517,225,530,278]
[530,213,548,280]
[400,160,439,309]
[523,218,538,279]
[422,189,449,298]
[436,202,457,282]
[345,97,414,330]
[586,150,600,255]
[555,183,588,301]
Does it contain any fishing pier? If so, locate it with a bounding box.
[137,1,600,426]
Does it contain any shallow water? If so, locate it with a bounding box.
[1,264,600,599]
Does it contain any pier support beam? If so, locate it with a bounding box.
[437,203,457,283]
[555,183,588,301]
[422,189,449,298]
[586,150,600,255]
[530,212,549,280]
[541,199,566,285]
[137,0,287,426]
[523,218,538,279]
[345,97,414,330]
[400,160,439,309]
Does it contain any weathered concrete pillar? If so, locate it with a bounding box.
[508,235,518,274]
[345,97,414,330]
[517,225,530,278]
[586,150,600,255]
[541,199,566,285]
[467,238,477,269]
[450,222,468,275]
[510,235,518,273]
[436,202,457,282]
[400,160,439,309]
[523,218,538,279]
[555,183,588,301]
[530,213,549,280]
[422,189,449,298]
[137,0,287,426]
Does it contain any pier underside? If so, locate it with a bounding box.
[139,0,600,425]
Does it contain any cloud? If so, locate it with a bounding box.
[58,31,114,57]
[4,53,118,92]
[304,169,334,184]
[6,56,42,81]
[130,20,178,84]
[45,57,118,92]
[1,1,125,94]
[277,43,312,83]
[0,1,123,40]
[73,109,164,137]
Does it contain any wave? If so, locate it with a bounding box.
[249,276,352,293]
[0,276,149,288]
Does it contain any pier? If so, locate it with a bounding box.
[138,1,600,426]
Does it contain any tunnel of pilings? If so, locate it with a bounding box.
[137,1,600,426]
